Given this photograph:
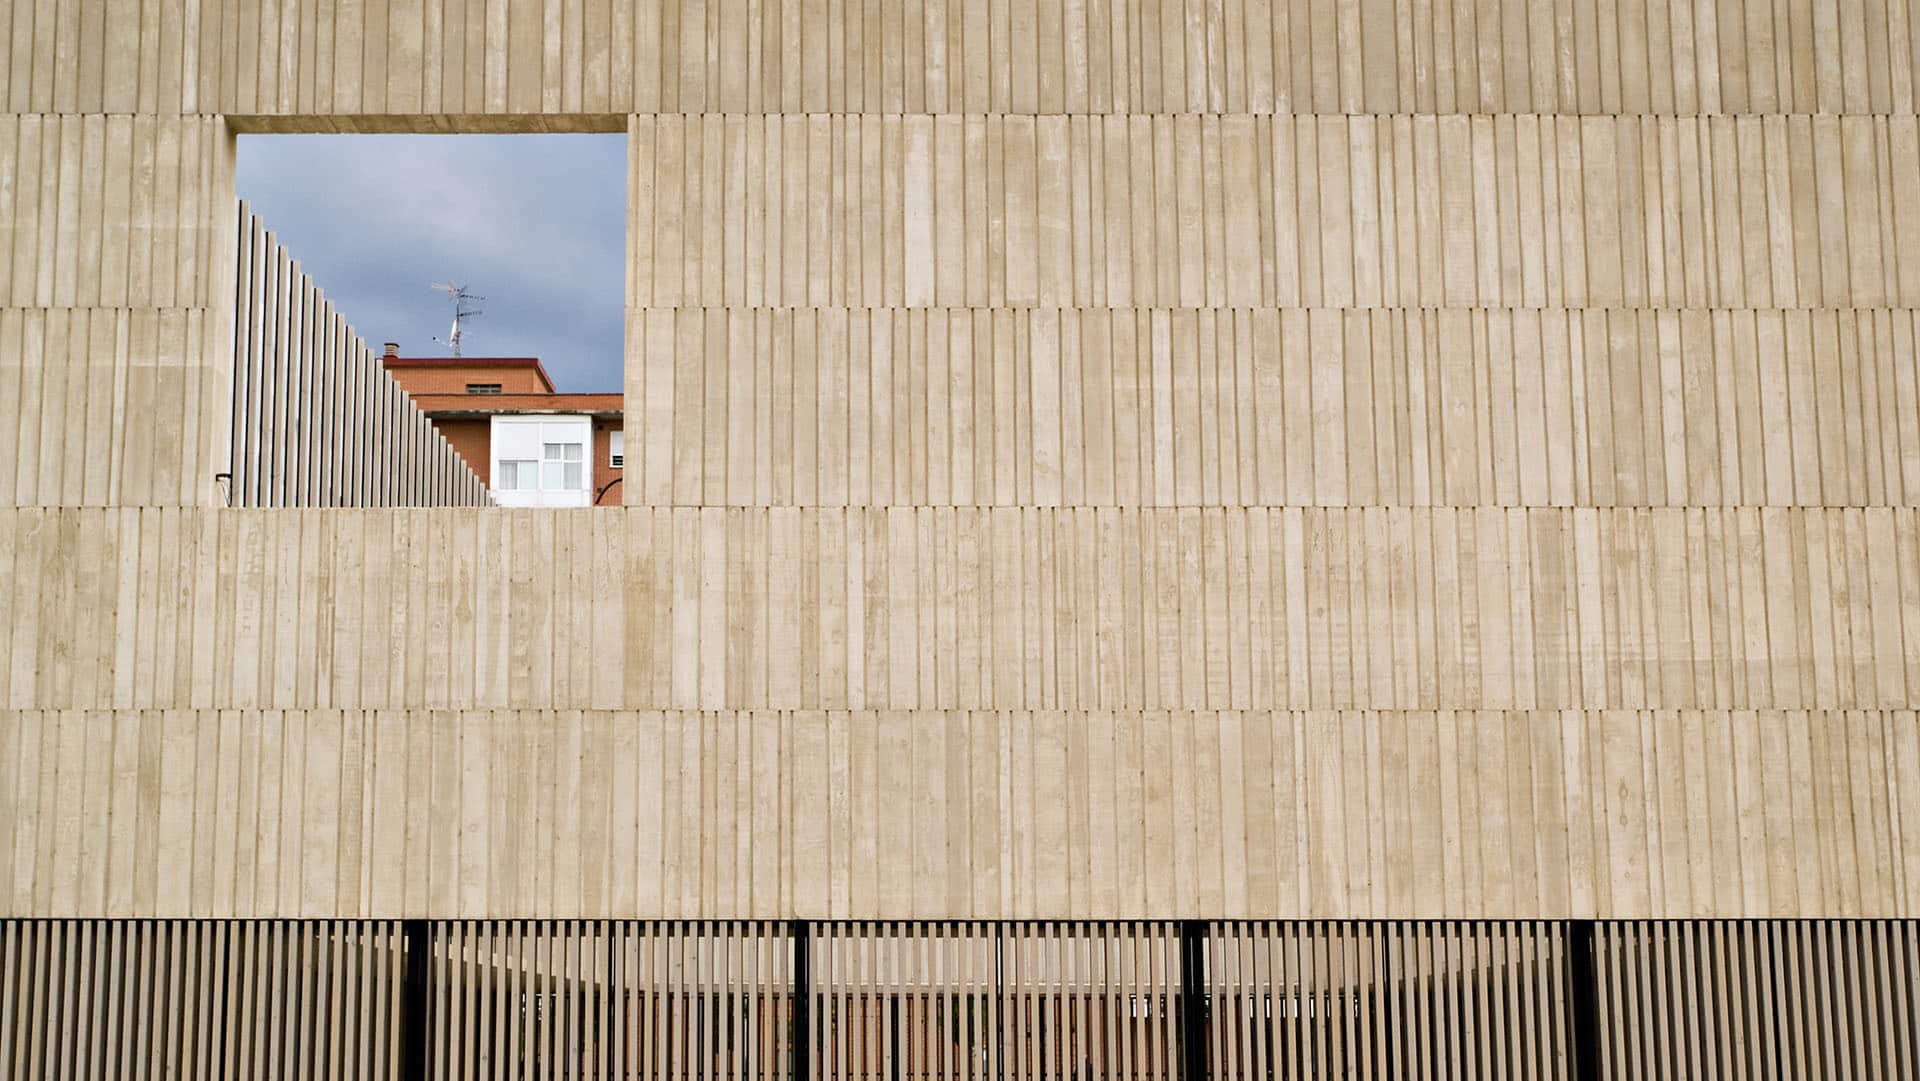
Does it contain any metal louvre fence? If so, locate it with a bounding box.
[0,919,408,1079]
[1200,921,1572,1080]
[1,919,1915,1079]
[1591,920,1919,1079]
[229,202,490,507]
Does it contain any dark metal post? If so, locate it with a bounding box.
[606,924,621,1077]
[1378,923,1397,1074]
[993,924,1006,1081]
[1178,921,1209,1081]
[401,920,432,1081]
[791,922,811,1081]
[1567,920,1601,1081]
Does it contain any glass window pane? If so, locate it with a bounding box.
[542,462,563,490]
[564,462,582,489]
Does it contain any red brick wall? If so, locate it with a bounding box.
[433,417,494,485]
[386,363,549,396]
[592,419,625,504]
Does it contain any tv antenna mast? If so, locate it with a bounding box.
[430,282,485,356]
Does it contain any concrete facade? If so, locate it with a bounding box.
[0,0,1917,929]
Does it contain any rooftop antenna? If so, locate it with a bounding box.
[430,282,485,356]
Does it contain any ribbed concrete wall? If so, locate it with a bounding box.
[3,708,1916,919]
[1,0,1917,921]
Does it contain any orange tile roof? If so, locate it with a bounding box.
[411,392,624,415]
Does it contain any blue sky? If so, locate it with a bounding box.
[236,133,628,393]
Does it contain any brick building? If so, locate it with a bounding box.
[382,344,624,507]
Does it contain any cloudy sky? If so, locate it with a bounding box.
[236,134,627,393]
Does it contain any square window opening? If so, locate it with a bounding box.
[229,130,627,509]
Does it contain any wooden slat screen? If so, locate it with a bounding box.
[992,922,1188,1081]
[809,922,1000,1081]
[3,919,1917,1078]
[1595,920,1920,1080]
[1202,921,1571,1080]
[805,922,1186,1081]
[0,919,407,1080]
[431,919,798,1081]
[228,202,490,508]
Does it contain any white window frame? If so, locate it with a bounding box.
[489,415,593,507]
[609,429,624,468]
[496,459,538,490]
[541,440,584,491]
